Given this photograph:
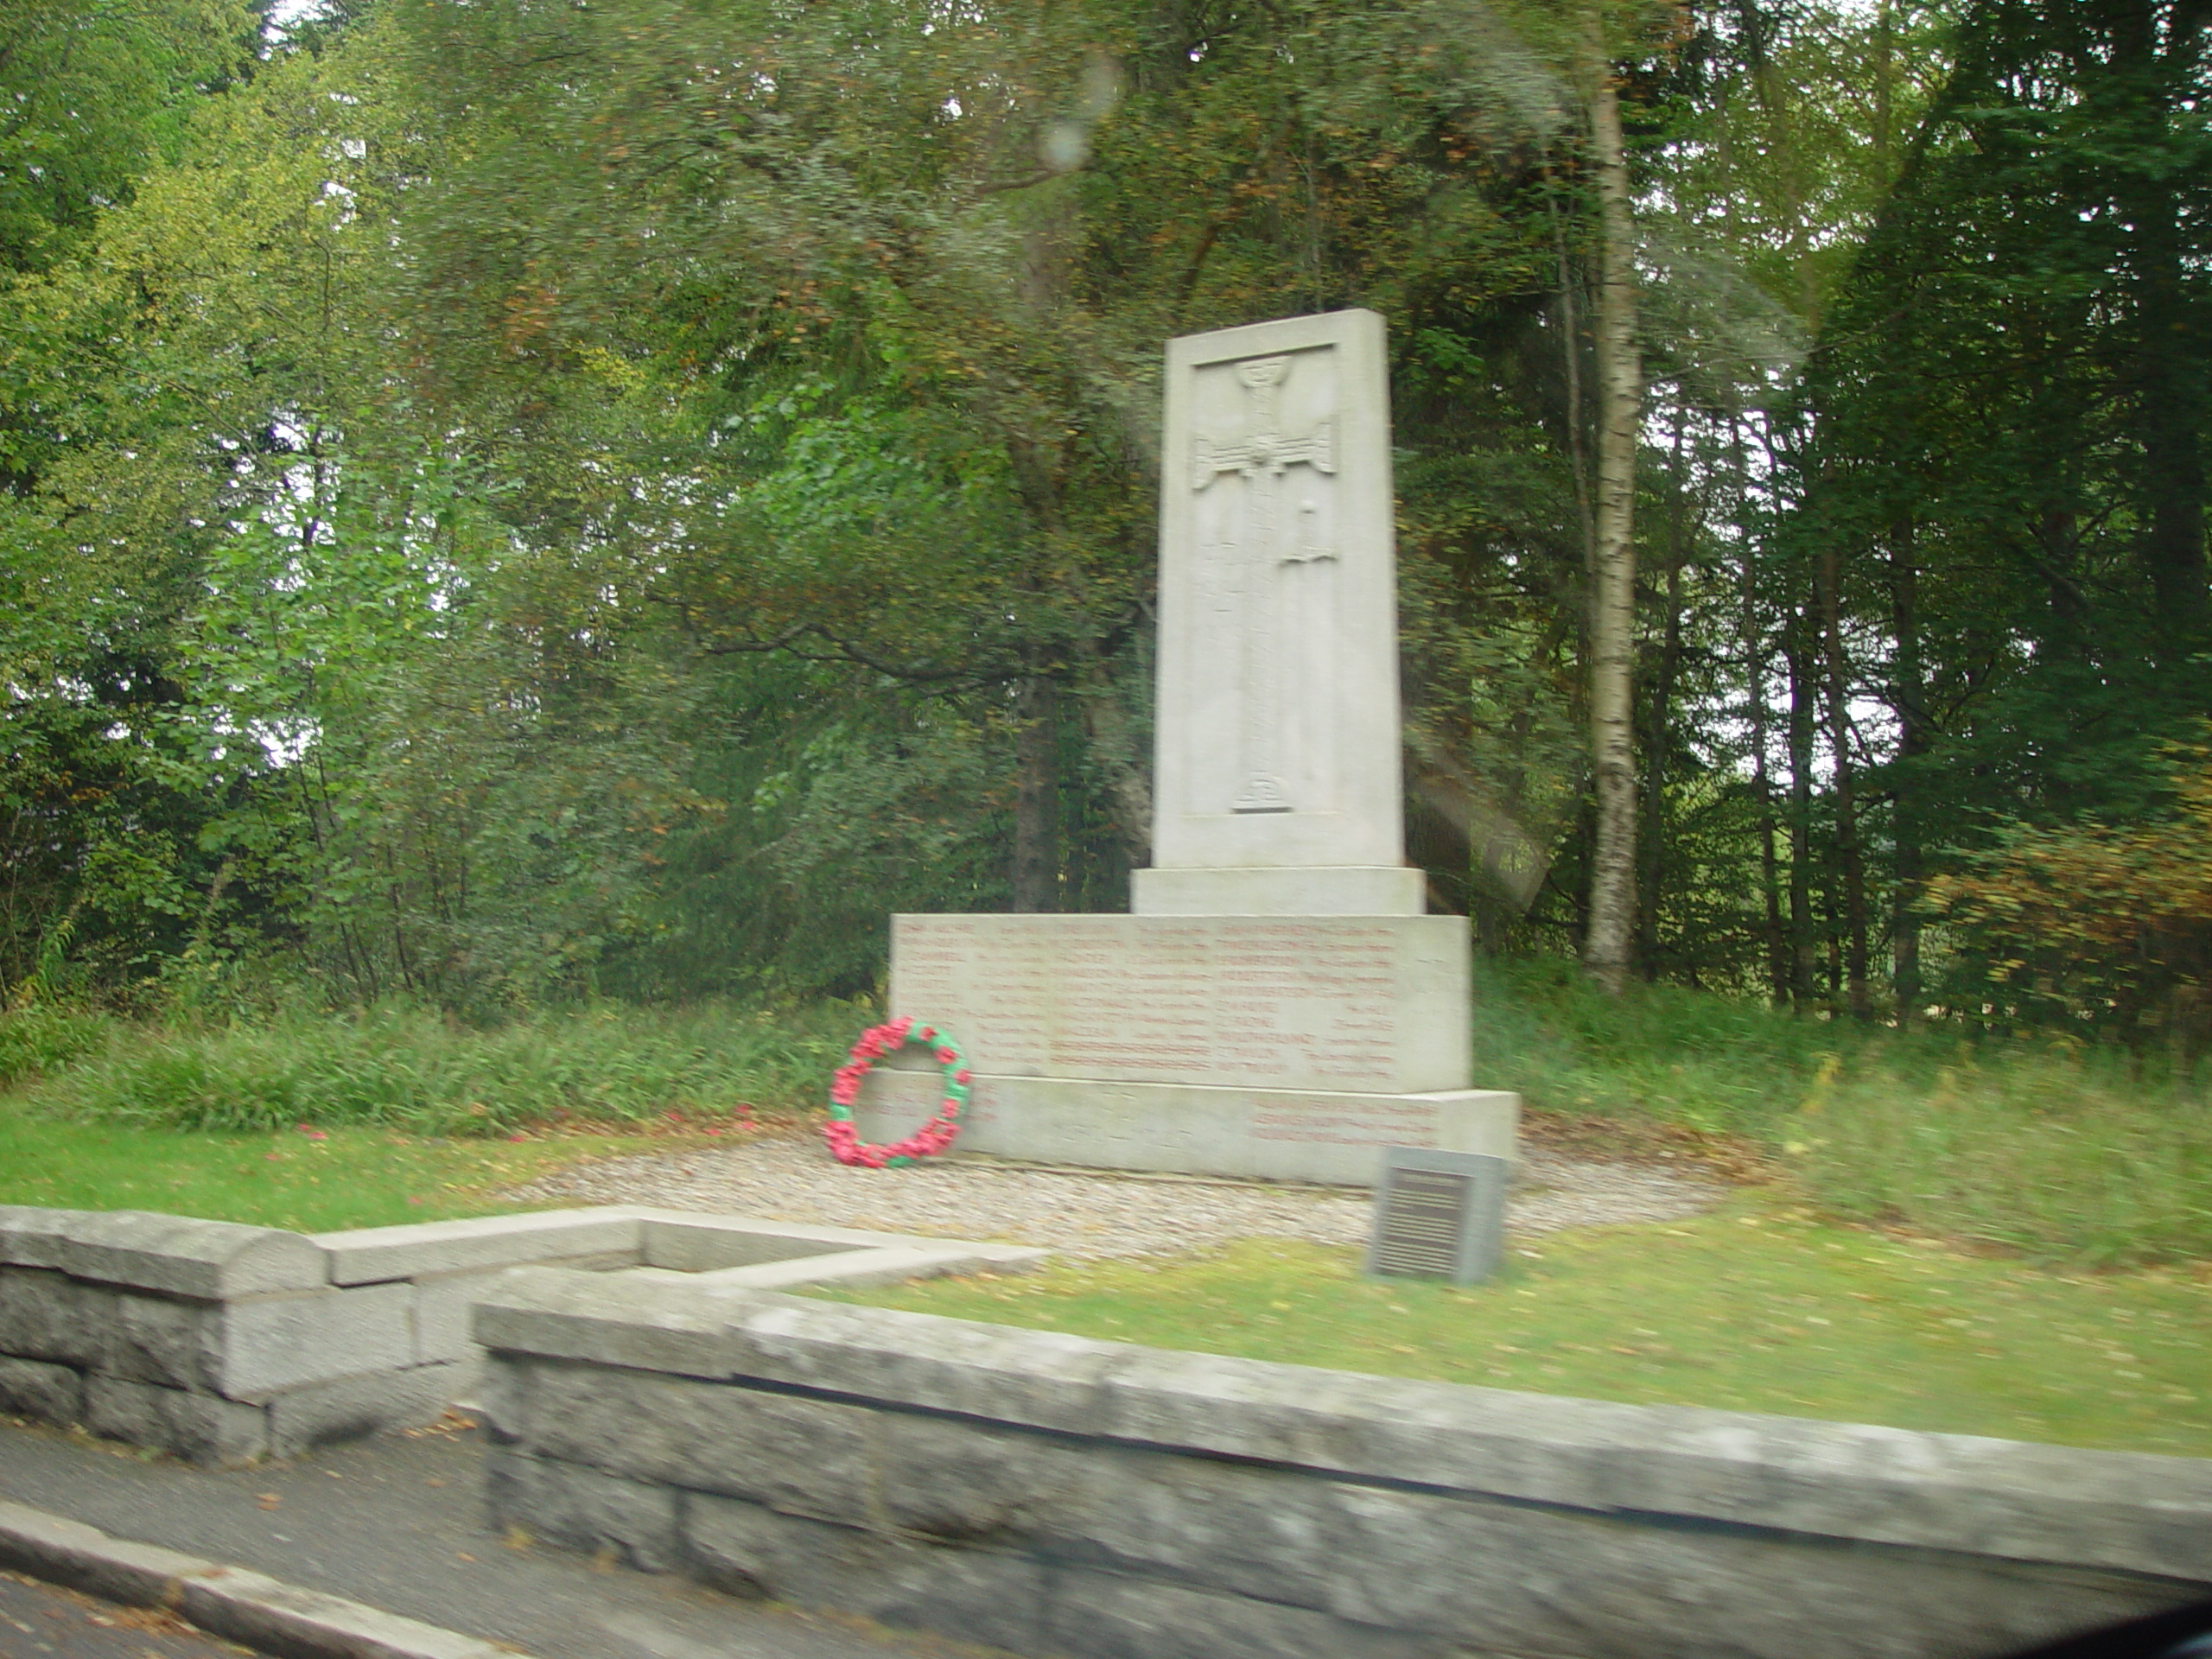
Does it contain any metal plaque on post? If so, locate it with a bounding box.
[1365,1147,1509,1285]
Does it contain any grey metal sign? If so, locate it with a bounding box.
[1366,1147,1509,1285]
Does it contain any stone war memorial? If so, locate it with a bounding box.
[859,309,1518,1184]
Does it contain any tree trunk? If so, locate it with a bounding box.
[1784,614,1817,1006]
[1888,514,1927,1024]
[1744,525,1787,1007]
[2113,0,2209,658]
[1011,671,1059,912]
[1071,632,1151,869]
[1582,65,1641,995]
[1818,542,1870,1020]
[1637,423,1688,979]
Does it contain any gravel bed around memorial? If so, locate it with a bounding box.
[501,1132,1728,1259]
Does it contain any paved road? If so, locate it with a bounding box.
[0,1569,248,1658]
[0,1419,1005,1659]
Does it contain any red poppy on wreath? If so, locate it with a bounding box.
[823,1017,970,1167]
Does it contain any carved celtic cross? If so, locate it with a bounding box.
[1192,354,1337,812]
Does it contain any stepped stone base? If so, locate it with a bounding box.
[1129,865,1426,916]
[859,1071,1518,1186]
[890,912,1472,1096]
[883,910,1515,1182]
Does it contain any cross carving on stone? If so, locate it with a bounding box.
[1191,354,1337,813]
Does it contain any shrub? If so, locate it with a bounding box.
[26,999,858,1135]
[0,1006,115,1088]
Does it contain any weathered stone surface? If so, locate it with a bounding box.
[1041,1566,1441,1659]
[637,1217,864,1274]
[1037,1442,1332,1608]
[84,1376,266,1465]
[486,1449,681,1573]
[0,1208,84,1268]
[683,1492,1048,1656]
[849,1408,1330,1604]
[867,1412,1091,1545]
[0,1499,212,1608]
[215,1282,413,1398]
[476,1274,2212,1588]
[0,1273,221,1393]
[475,1357,528,1446]
[858,1069,1517,1187]
[10,1210,325,1299]
[102,1291,220,1389]
[0,1267,107,1366]
[1148,310,1405,877]
[264,1361,467,1458]
[410,1268,499,1366]
[0,1355,82,1424]
[689,1242,1049,1292]
[175,1565,519,1659]
[517,1361,876,1520]
[473,1268,762,1380]
[887,913,1471,1096]
[1319,1480,2191,1659]
[1129,864,1426,917]
[314,1210,642,1286]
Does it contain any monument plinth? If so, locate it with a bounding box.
[858,308,1518,1185]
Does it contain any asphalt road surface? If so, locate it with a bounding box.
[0,1570,249,1659]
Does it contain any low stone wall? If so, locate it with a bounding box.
[476,1266,2212,1659]
[0,1206,1040,1465]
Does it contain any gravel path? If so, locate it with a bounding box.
[503,1133,1726,1259]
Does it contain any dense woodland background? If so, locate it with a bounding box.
[3,0,2208,1046]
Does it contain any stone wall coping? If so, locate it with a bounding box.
[472,1265,2212,1585]
[609,1208,983,1252]
[626,1240,1049,1293]
[312,1209,646,1285]
[0,1203,1041,1301]
[0,1206,327,1299]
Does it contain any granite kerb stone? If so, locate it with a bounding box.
[472,1268,2212,1588]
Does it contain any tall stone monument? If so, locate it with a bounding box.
[857,309,1517,1185]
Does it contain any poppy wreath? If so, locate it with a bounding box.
[823,1016,970,1168]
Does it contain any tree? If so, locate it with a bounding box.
[1581,47,1643,995]
[1796,0,2212,1020]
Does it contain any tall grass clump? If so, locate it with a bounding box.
[24,1000,860,1135]
[0,1006,117,1088]
[1788,1050,2212,1266]
[1473,957,2212,1263]
[1471,956,1859,1135]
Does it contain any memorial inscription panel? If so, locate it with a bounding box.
[890,912,1471,1096]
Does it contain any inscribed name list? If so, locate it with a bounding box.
[889,913,1472,1096]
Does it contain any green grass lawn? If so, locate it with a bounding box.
[819,1188,2212,1459]
[0,1095,702,1234]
